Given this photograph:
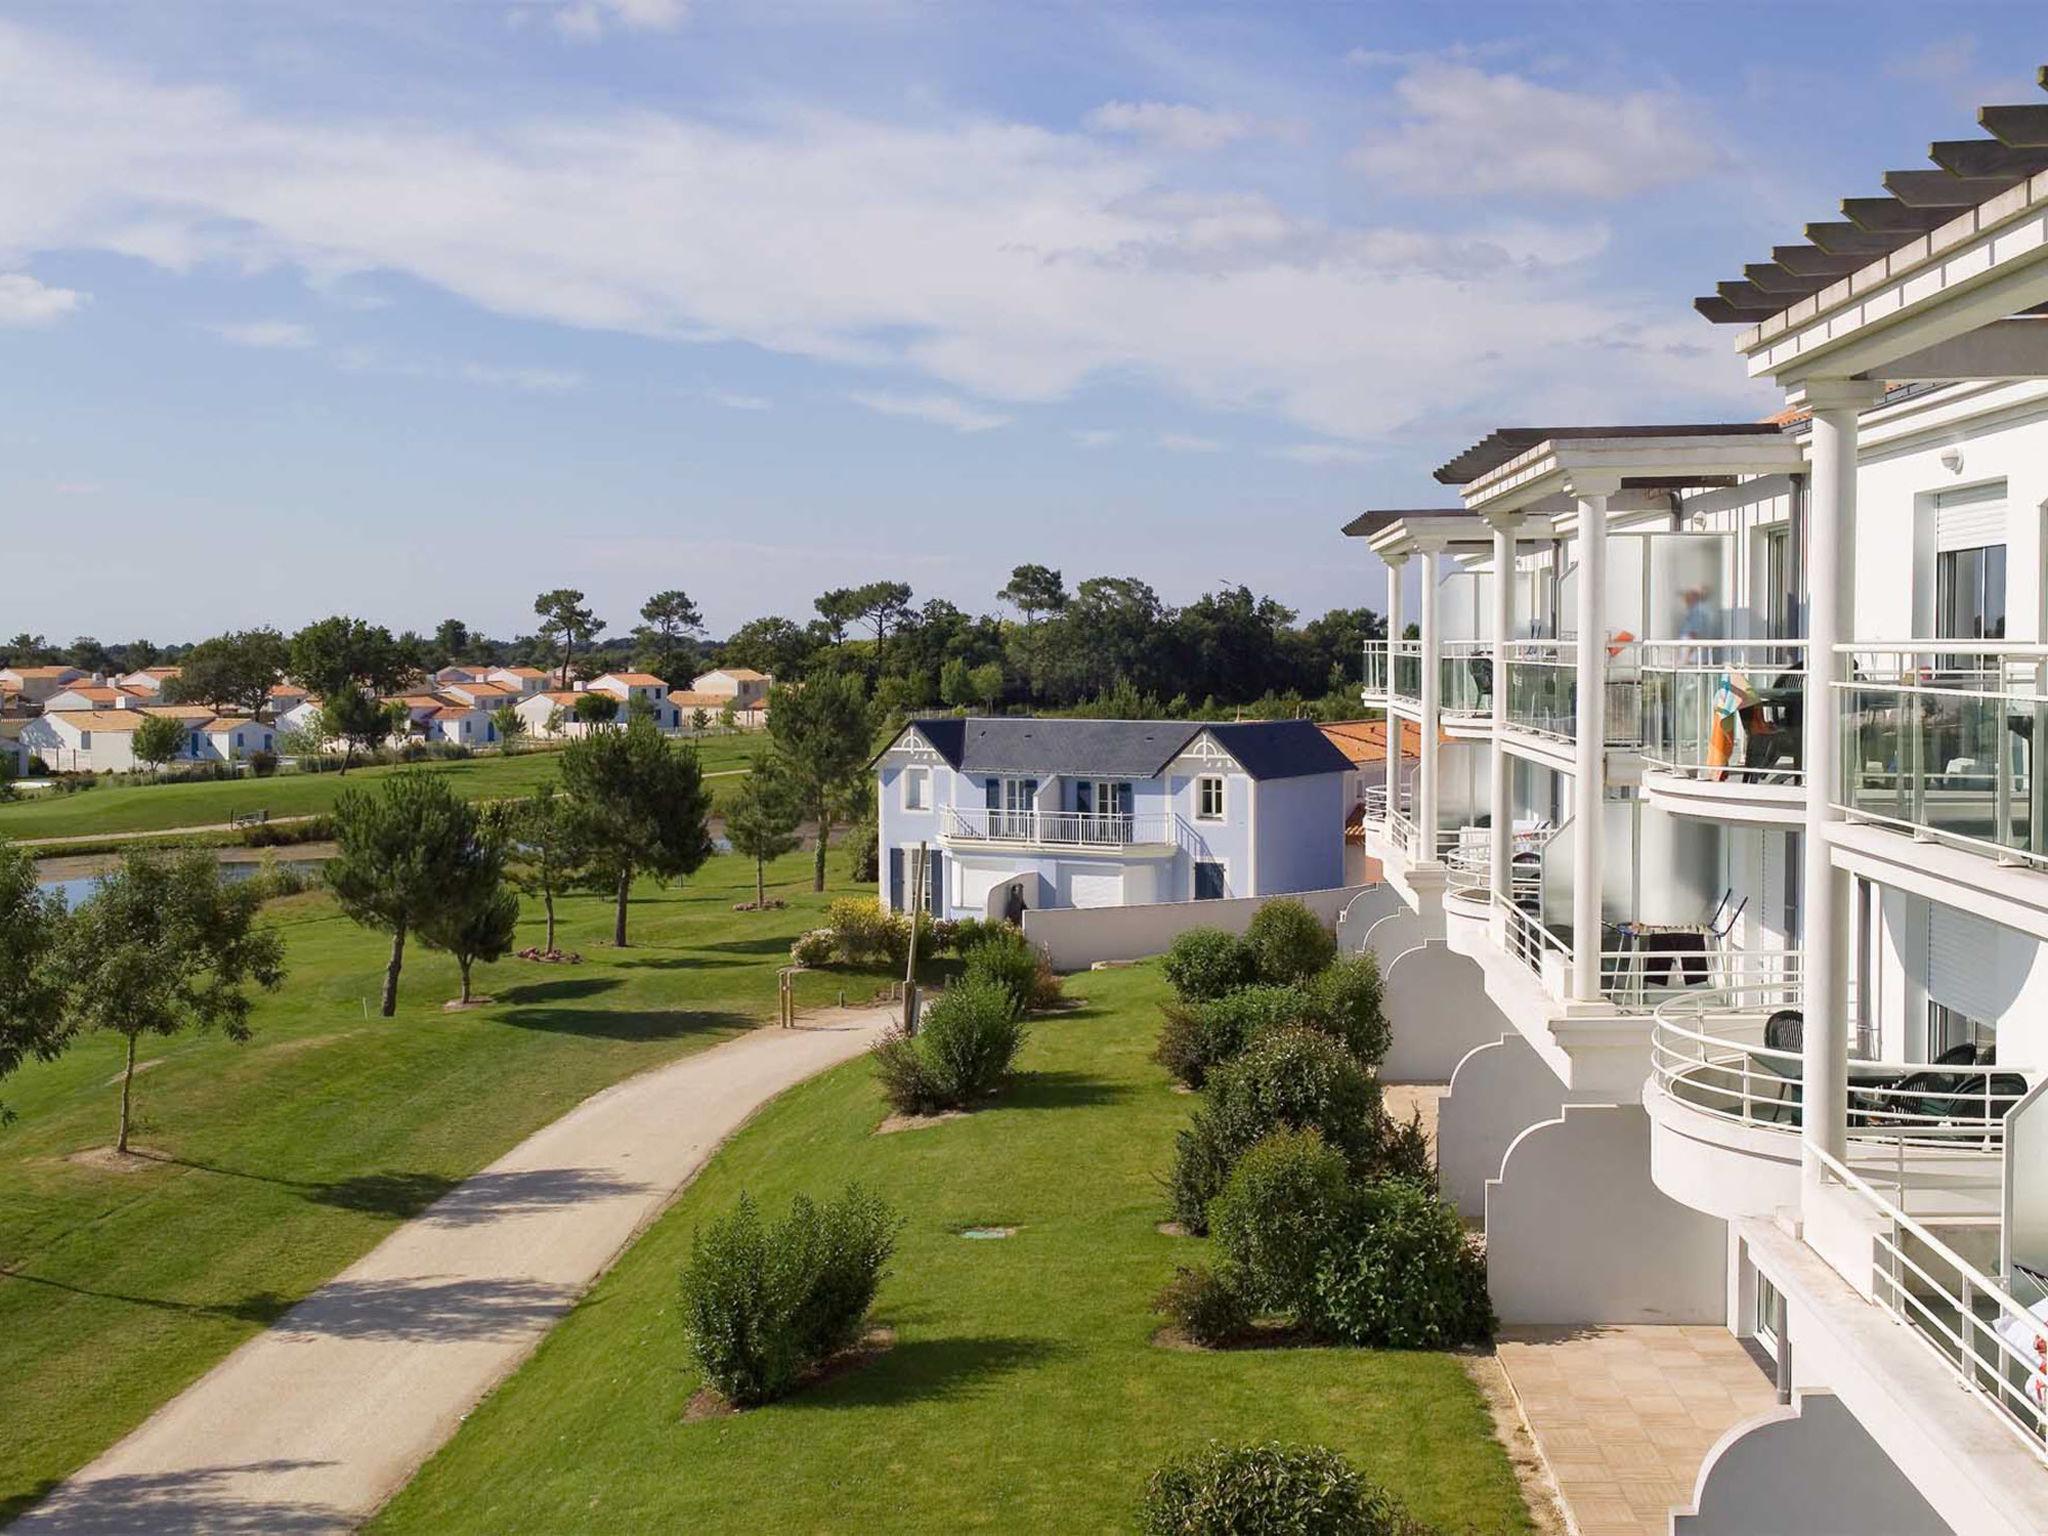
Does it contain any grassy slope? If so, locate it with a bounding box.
[374,966,1530,1536]
[0,849,888,1521]
[1,736,759,842]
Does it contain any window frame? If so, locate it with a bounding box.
[902,764,930,812]
[1195,775,1226,821]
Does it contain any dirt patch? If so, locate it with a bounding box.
[874,1109,967,1136]
[441,997,497,1012]
[683,1325,897,1421]
[100,1058,164,1087]
[1170,1083,1195,1095]
[1155,1220,1190,1238]
[65,1145,171,1174]
[1461,1349,1570,1536]
[958,1225,1017,1240]
[515,948,583,964]
[1151,1319,1315,1354]
[1382,1083,1445,1161]
[262,1030,363,1059]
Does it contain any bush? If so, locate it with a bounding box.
[824,896,900,964]
[1209,1129,1352,1312]
[679,1184,898,1407]
[247,749,279,777]
[1162,927,1256,1003]
[1243,899,1337,986]
[1306,1178,1492,1349]
[961,924,1062,1012]
[1168,1029,1383,1231]
[1154,985,1309,1090]
[1301,955,1390,1069]
[871,978,1026,1114]
[1139,1442,1425,1536]
[244,814,334,848]
[946,916,990,954]
[1154,1263,1249,1348]
[789,928,836,968]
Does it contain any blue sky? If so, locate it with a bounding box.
[4,1,2042,645]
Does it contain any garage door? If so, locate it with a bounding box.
[1061,867,1124,908]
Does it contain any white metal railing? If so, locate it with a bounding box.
[1391,640,1423,702]
[1361,640,1389,700]
[1836,642,2048,871]
[1639,639,1807,784]
[1361,784,1388,820]
[1814,1145,2048,1458]
[1442,829,1548,906]
[1602,942,1802,1012]
[1501,899,1568,975]
[1501,639,1645,748]
[939,806,1176,847]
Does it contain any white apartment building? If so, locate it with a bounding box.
[1346,93,2048,1536]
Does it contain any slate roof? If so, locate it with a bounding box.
[884,716,1351,782]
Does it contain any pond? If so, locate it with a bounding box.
[36,855,328,907]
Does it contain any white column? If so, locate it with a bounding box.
[1799,382,1879,1174]
[1384,556,1406,827]
[1570,483,1614,1002]
[1417,540,1442,862]
[1489,517,1518,903]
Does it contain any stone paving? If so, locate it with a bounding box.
[1495,1324,1780,1536]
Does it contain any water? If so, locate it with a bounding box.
[37,857,326,908]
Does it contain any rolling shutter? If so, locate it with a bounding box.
[1933,482,2006,553]
[1927,902,2000,1022]
[1061,868,1124,909]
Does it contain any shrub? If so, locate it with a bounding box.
[1306,1178,1492,1349]
[1301,954,1390,1069]
[960,924,1063,1013]
[824,896,899,964]
[871,979,1027,1114]
[1168,1029,1383,1231]
[789,928,836,968]
[1162,927,1255,1003]
[1154,1263,1249,1348]
[947,916,990,954]
[244,815,334,848]
[247,748,279,777]
[1243,899,1337,986]
[1139,1442,1424,1536]
[679,1184,898,1407]
[1209,1129,1352,1312]
[1154,985,1308,1090]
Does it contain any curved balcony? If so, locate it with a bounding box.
[1638,640,1807,824]
[1647,993,2026,1224]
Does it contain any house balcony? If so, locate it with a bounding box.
[1837,642,2048,875]
[1638,640,1808,823]
[1391,640,1423,705]
[1501,640,1645,758]
[1361,640,1494,727]
[937,806,1180,853]
[1360,639,1389,705]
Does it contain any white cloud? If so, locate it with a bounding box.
[1157,432,1223,453]
[1083,100,1287,152]
[1070,428,1119,447]
[708,389,771,410]
[849,391,1010,433]
[0,22,1754,451]
[1268,443,1370,466]
[460,362,585,392]
[550,0,687,40]
[0,271,83,326]
[208,319,315,349]
[1350,59,1722,200]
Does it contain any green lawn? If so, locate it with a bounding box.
[373,966,1531,1536]
[1,735,760,843]
[0,849,889,1522]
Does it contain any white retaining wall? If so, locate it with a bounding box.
[1022,884,1368,972]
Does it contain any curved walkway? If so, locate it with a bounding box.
[12,1007,896,1535]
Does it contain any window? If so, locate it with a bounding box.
[1194,861,1226,900]
[1936,544,2007,641]
[1196,776,1225,821]
[1929,1001,1995,1063]
[903,766,929,811]
[79,730,91,749]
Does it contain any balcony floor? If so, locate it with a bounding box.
[1496,1325,1777,1536]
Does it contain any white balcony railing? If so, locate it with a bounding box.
[1361,640,1389,701]
[1501,639,1645,748]
[1442,828,1549,907]
[1391,640,1423,703]
[1837,642,2048,871]
[1639,639,1807,784]
[938,806,1176,848]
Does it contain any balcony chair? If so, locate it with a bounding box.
[1466,655,1494,711]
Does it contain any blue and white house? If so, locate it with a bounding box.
[872,716,1352,919]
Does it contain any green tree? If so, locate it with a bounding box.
[724,753,803,908]
[494,784,587,955]
[433,618,472,665]
[287,615,420,700]
[327,772,499,1016]
[131,713,188,770]
[0,840,70,1122]
[418,866,519,1005]
[939,656,973,710]
[560,718,714,946]
[767,671,871,892]
[718,700,738,734]
[850,580,913,653]
[719,615,819,680]
[58,849,285,1152]
[637,590,703,682]
[573,691,620,727]
[814,588,864,645]
[491,703,525,752]
[968,661,1004,712]
[535,589,601,687]
[163,628,287,716]
[999,563,1067,624]
[690,707,710,733]
[320,692,409,773]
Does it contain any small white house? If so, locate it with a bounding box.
[587,673,679,729]
[514,688,603,739]
[440,679,523,711]
[117,667,181,695]
[0,666,85,705]
[197,717,276,761]
[19,709,200,773]
[692,668,772,709]
[486,666,550,696]
[43,684,150,713]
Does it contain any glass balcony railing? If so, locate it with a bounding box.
[1439,642,1494,717]
[1837,643,2048,871]
[1360,640,1388,700]
[1391,640,1423,703]
[1502,640,1644,747]
[1639,640,1807,784]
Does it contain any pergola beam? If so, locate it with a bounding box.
[1930,139,2048,179]
[1981,103,2048,149]
[1857,317,2048,380]
[1883,169,2024,207]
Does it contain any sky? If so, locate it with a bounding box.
[4,1,2044,646]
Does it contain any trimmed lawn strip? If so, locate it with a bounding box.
[0,849,884,1522]
[2,735,758,843]
[372,966,1532,1535]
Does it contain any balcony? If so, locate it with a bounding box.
[1502,640,1645,749]
[1391,640,1423,704]
[1360,639,1388,703]
[1638,640,1807,821]
[1837,643,2048,872]
[1439,642,1494,719]
[938,806,1178,850]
